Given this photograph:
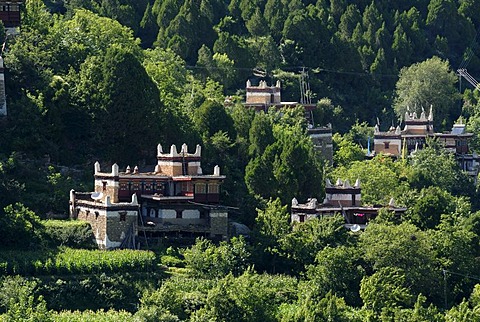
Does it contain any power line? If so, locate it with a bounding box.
[185,64,399,78]
[443,269,480,281]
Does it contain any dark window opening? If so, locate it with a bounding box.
[102,181,107,191]
[176,210,183,219]
[119,211,127,222]
[299,215,305,223]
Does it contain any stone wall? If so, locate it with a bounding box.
[209,209,228,238]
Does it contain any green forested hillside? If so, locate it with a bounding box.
[1,1,480,321]
[60,0,480,129]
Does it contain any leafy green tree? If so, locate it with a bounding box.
[52,9,141,72]
[429,216,479,305]
[281,216,349,271]
[0,203,45,250]
[331,155,409,205]
[337,4,361,40]
[253,198,290,272]
[0,276,51,321]
[305,245,365,306]
[183,237,250,279]
[426,0,475,58]
[445,300,480,322]
[194,100,236,140]
[359,222,439,298]
[360,267,415,314]
[248,111,275,157]
[403,186,457,229]
[0,155,25,209]
[392,24,413,69]
[88,45,164,163]
[409,145,473,197]
[281,5,332,67]
[245,7,268,37]
[459,0,480,26]
[332,133,365,167]
[143,47,187,110]
[246,110,324,205]
[393,57,459,130]
[285,291,352,322]
[197,270,297,322]
[135,276,212,321]
[263,0,288,41]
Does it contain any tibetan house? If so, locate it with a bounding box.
[70,144,228,249]
[291,179,406,230]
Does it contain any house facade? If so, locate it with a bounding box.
[291,179,406,230]
[372,108,479,178]
[70,144,229,249]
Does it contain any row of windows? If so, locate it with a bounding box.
[117,181,219,194]
[0,5,20,11]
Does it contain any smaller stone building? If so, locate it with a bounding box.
[291,179,406,230]
[70,143,229,249]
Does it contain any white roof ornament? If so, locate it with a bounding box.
[326,178,332,187]
[388,198,395,207]
[354,178,361,188]
[94,161,101,175]
[428,105,433,121]
[170,144,178,156]
[307,198,317,208]
[336,178,343,186]
[420,107,426,120]
[112,163,119,176]
[292,198,298,206]
[131,193,138,206]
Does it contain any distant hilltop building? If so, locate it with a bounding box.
[243,79,333,163]
[0,0,23,32]
[70,144,229,249]
[244,79,316,113]
[291,178,406,230]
